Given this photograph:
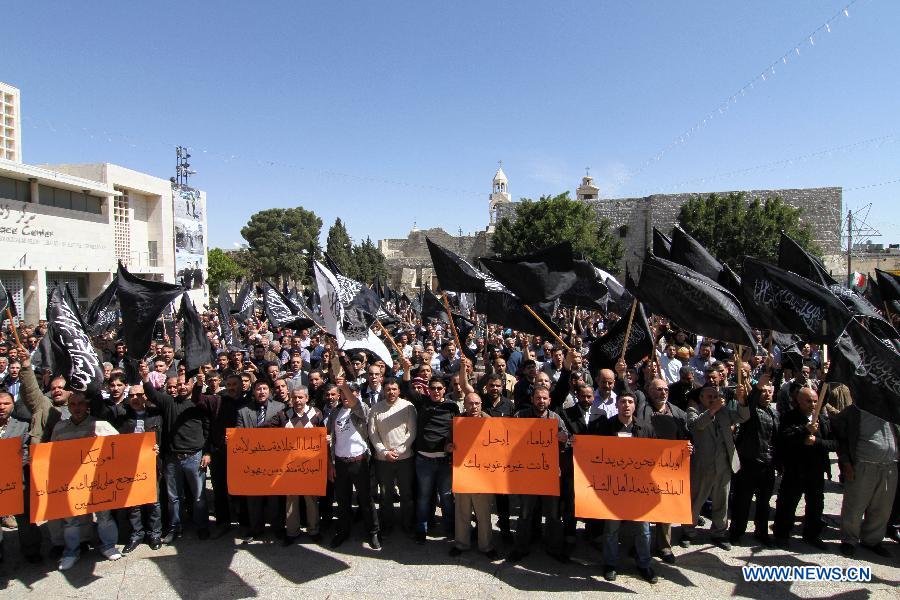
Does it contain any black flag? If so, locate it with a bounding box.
[742,257,852,344]
[589,302,654,374]
[653,228,672,260]
[323,252,345,277]
[262,281,315,331]
[558,259,609,311]
[637,254,754,346]
[475,290,558,337]
[426,238,507,293]
[828,318,900,424]
[669,225,726,283]
[875,269,900,303]
[422,289,450,324]
[85,275,120,336]
[481,242,577,304]
[778,232,836,287]
[178,292,216,376]
[231,281,257,324]
[46,286,104,393]
[453,313,477,360]
[0,281,9,317]
[217,283,241,350]
[117,263,185,358]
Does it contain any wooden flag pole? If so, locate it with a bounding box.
[810,358,830,427]
[5,307,21,347]
[522,304,572,352]
[374,319,403,358]
[440,292,463,351]
[619,299,638,364]
[735,344,744,389]
[884,301,893,323]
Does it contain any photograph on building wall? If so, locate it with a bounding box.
[173,186,206,290]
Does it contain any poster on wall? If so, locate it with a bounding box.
[173,186,206,290]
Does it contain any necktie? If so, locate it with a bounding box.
[257,405,266,427]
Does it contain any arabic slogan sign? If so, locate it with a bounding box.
[573,437,691,524]
[452,417,560,496]
[30,433,157,522]
[0,437,24,516]
[226,428,327,496]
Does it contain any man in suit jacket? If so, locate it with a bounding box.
[684,382,750,550]
[561,382,605,548]
[236,379,285,542]
[0,389,41,563]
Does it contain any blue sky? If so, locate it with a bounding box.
[5,1,899,249]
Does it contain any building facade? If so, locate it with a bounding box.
[0,81,207,324]
[0,82,21,162]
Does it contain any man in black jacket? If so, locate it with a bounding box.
[772,386,836,550]
[592,392,658,584]
[729,378,779,547]
[143,373,211,542]
[560,382,604,551]
[113,384,165,553]
[507,385,569,563]
[408,374,459,543]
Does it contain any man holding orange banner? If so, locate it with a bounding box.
[0,388,40,564]
[506,385,569,564]
[47,392,123,570]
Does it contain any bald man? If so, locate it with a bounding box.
[772,387,836,550]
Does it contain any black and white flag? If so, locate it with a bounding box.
[231,281,257,324]
[638,254,755,347]
[314,261,393,367]
[742,257,852,344]
[47,286,104,393]
[828,317,900,424]
[426,238,507,293]
[262,281,316,331]
[85,275,120,336]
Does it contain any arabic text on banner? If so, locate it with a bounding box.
[30,432,157,522]
[452,417,560,496]
[0,437,24,516]
[573,436,691,524]
[226,427,327,496]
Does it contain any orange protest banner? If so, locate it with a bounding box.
[226,427,327,496]
[573,436,691,524]
[0,437,24,516]
[30,432,157,522]
[452,417,559,495]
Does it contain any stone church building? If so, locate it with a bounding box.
[379,167,843,291]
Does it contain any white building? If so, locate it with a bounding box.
[0,82,21,162]
[0,81,207,325]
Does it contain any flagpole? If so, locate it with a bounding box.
[884,301,893,323]
[522,304,572,352]
[440,292,464,351]
[374,319,403,359]
[5,307,21,347]
[619,300,638,364]
[735,345,744,389]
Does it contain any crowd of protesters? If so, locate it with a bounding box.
[0,299,897,583]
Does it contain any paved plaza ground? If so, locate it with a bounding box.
[2,472,898,599]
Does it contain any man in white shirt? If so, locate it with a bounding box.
[657,344,682,385]
[592,369,618,419]
[326,378,381,550]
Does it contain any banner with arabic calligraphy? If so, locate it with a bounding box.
[30,433,157,522]
[451,417,560,496]
[573,436,691,524]
[0,437,24,516]
[226,427,327,496]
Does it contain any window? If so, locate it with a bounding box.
[0,176,30,202]
[113,188,131,264]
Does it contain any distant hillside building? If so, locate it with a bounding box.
[379,166,844,291]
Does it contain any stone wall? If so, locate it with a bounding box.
[494,186,842,274]
[380,227,493,291]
